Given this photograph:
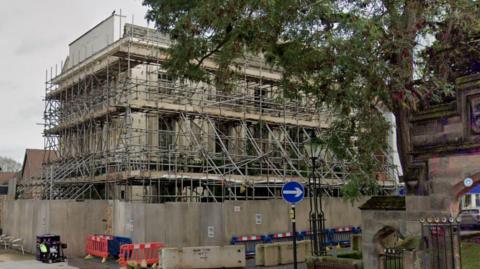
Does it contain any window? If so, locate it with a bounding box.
[158,73,173,94]
[159,117,176,149]
[0,186,8,195]
[288,127,305,145]
[464,194,472,208]
[475,194,480,208]
[215,122,230,153]
[254,87,268,107]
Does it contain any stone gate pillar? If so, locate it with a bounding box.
[360,196,406,269]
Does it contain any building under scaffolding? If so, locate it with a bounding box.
[17,14,399,201]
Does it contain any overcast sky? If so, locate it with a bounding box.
[0,0,150,163]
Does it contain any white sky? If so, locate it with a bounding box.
[0,0,150,163]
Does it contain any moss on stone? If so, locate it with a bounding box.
[397,236,421,250]
[359,196,406,211]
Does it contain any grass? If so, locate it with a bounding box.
[336,251,362,259]
[462,242,480,269]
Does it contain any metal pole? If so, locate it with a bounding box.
[308,159,314,256]
[291,204,298,269]
[310,156,319,256]
[318,157,326,256]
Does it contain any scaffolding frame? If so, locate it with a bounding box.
[17,23,399,201]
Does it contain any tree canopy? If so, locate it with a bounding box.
[143,0,480,197]
[0,156,21,172]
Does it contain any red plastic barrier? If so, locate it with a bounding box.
[85,235,112,262]
[273,232,293,239]
[118,242,165,267]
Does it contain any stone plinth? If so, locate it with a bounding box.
[360,196,407,269]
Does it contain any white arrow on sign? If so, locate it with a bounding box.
[283,187,303,198]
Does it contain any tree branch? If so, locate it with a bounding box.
[195,33,232,68]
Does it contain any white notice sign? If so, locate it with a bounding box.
[207,226,214,238]
[255,214,262,225]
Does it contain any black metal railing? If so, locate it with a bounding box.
[420,217,460,269]
[382,248,404,269]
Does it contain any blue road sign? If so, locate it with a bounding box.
[282,181,305,204]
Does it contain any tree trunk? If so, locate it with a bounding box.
[393,104,411,175]
[391,0,426,192]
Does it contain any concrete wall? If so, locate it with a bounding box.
[162,245,246,269]
[2,200,106,256]
[3,197,367,257]
[113,198,368,248]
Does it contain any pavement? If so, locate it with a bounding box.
[460,230,480,237]
[0,249,76,269]
[246,259,307,269]
[0,248,307,269]
[68,257,307,269]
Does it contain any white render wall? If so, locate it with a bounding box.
[68,14,125,68]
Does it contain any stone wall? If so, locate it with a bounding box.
[359,153,480,269]
[402,153,480,236]
[2,197,367,257]
[355,72,480,269]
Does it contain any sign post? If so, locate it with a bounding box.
[290,205,297,269]
[282,181,305,269]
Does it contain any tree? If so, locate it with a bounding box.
[0,156,21,172]
[143,0,480,197]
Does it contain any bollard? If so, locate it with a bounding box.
[255,244,265,266]
[352,234,362,252]
[263,244,280,266]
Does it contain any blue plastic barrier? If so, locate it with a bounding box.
[108,236,132,257]
[231,226,362,257]
[302,226,362,247]
[303,229,333,245]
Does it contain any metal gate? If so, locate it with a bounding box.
[420,217,461,269]
[381,248,404,269]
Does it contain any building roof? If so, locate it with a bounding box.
[20,149,57,181]
[0,172,16,185]
[359,196,406,211]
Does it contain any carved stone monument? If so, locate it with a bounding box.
[362,73,480,269]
